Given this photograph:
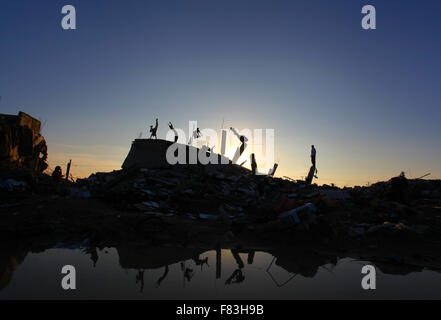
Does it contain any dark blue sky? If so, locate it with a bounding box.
[1,0,440,184]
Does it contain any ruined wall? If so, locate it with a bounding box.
[122,139,231,169]
[122,139,174,169]
[0,112,48,173]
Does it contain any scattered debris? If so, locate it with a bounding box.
[1,132,440,260]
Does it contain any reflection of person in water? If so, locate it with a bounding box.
[83,246,98,268]
[136,269,145,293]
[231,249,244,269]
[184,267,194,282]
[180,262,195,283]
[90,247,98,268]
[155,265,169,288]
[225,248,247,285]
[247,251,255,265]
[225,269,245,285]
[192,256,209,270]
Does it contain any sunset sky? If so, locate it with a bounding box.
[1,0,440,186]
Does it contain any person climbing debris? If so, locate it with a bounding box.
[188,127,202,145]
[311,145,316,167]
[149,118,158,139]
[168,122,178,143]
[230,127,248,164]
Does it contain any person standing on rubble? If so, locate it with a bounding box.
[52,166,63,181]
[311,145,316,167]
[149,118,158,139]
[251,153,257,175]
[188,127,202,145]
[168,122,178,143]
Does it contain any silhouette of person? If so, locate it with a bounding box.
[149,118,158,139]
[230,127,248,164]
[311,145,316,167]
[168,122,178,143]
[251,153,257,175]
[188,126,202,144]
[52,166,63,182]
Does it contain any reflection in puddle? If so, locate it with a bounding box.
[1,244,441,299]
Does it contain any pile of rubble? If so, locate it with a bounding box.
[78,163,342,225]
[1,147,440,246]
[74,167,441,242]
[343,173,441,240]
[77,164,289,221]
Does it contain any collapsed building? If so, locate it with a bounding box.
[0,112,48,173]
